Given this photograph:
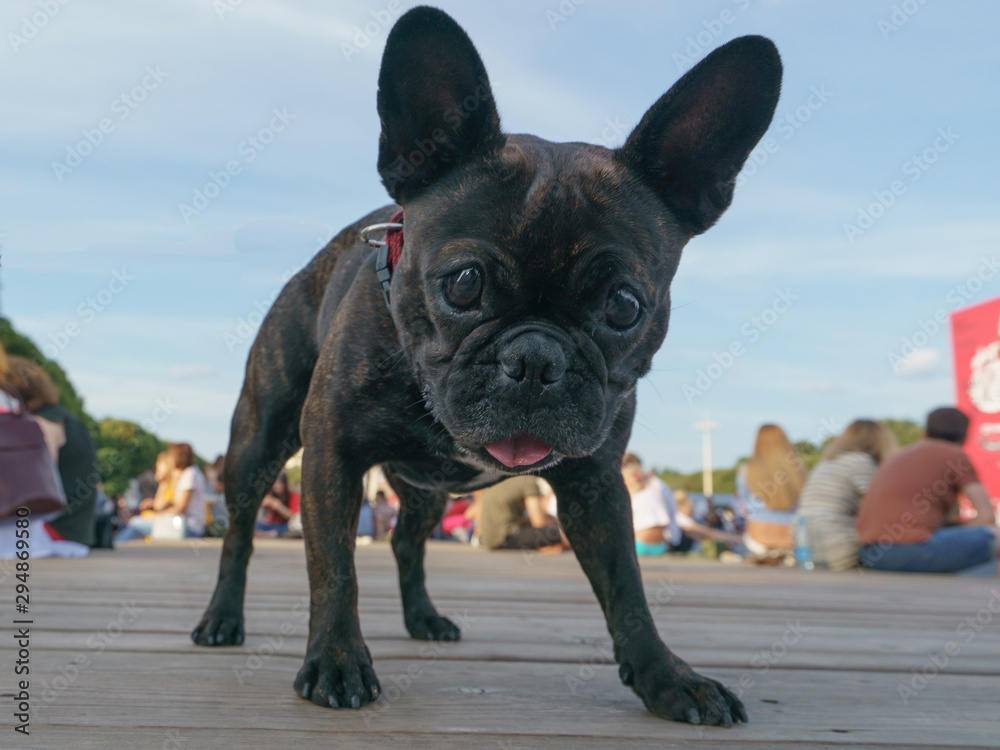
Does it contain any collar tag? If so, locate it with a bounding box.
[360,209,404,309]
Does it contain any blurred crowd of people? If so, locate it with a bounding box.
[433,406,998,579]
[710,408,996,576]
[3,333,996,574]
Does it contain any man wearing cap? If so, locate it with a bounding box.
[856,407,998,575]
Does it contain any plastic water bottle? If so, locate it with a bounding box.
[794,516,814,570]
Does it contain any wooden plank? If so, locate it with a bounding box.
[9,650,1000,748]
[6,542,1000,747]
[18,587,1000,634]
[17,726,968,750]
[23,541,999,616]
[4,629,998,676]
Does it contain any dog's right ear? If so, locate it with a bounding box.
[377,7,503,202]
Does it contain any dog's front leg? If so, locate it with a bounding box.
[292,416,380,709]
[546,457,746,727]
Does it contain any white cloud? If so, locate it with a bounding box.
[893,347,943,376]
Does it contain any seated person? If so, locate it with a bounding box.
[115,451,176,542]
[737,424,805,557]
[7,355,97,548]
[357,498,375,542]
[795,419,897,570]
[255,473,298,537]
[622,453,681,556]
[202,455,229,535]
[372,490,398,540]
[168,443,207,538]
[673,490,742,550]
[441,495,473,543]
[857,407,998,575]
[478,476,567,551]
[116,443,206,541]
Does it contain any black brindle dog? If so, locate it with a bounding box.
[192,6,781,727]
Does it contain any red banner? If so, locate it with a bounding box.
[950,296,1000,510]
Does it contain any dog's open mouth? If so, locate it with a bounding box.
[484,432,552,468]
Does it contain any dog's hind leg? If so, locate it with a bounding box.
[192,318,314,647]
[384,473,461,641]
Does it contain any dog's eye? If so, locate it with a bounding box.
[443,267,482,310]
[605,286,640,330]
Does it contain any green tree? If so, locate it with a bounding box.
[657,466,737,495]
[793,440,824,470]
[0,317,94,431]
[1,317,179,497]
[94,419,168,498]
[881,418,923,447]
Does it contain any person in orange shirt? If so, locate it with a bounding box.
[856,408,997,575]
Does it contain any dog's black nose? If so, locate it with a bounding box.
[500,331,566,386]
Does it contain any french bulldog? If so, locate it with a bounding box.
[192,5,781,727]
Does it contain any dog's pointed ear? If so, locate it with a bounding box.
[377,7,503,202]
[615,35,782,236]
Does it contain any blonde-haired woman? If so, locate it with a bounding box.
[115,451,178,542]
[737,424,806,556]
[794,420,898,570]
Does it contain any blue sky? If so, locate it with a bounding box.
[3,0,999,472]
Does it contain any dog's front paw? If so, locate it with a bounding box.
[621,652,747,727]
[405,611,461,642]
[294,640,381,709]
[191,606,244,647]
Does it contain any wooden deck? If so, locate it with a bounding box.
[6,539,1000,749]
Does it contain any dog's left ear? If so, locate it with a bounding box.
[615,35,782,236]
[377,7,504,202]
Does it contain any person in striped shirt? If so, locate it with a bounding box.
[794,420,898,570]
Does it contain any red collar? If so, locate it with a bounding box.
[372,208,404,309]
[385,208,404,272]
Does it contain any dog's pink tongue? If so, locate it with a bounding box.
[485,433,552,467]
